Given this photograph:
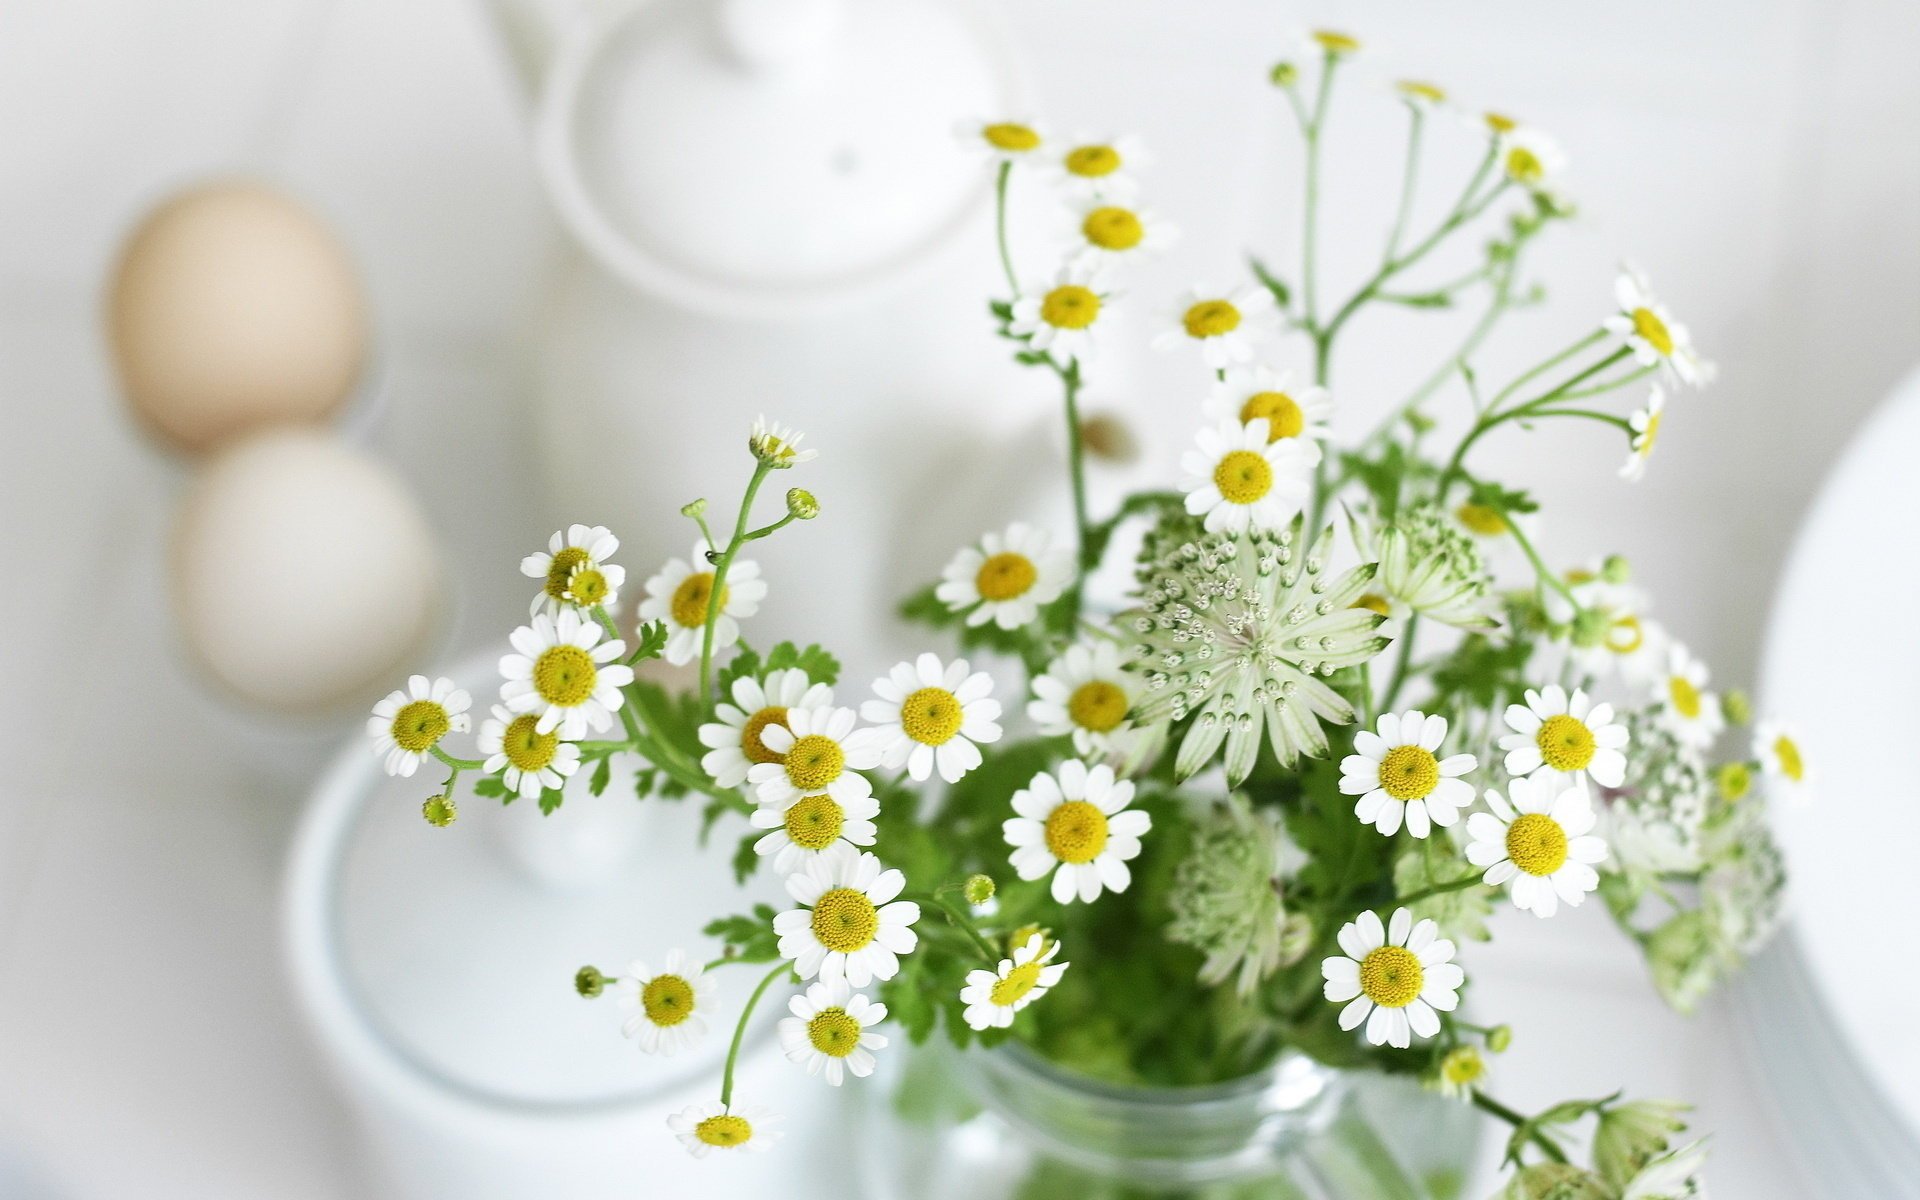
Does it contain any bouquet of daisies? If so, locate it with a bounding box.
[365,29,1806,1197]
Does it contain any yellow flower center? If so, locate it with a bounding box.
[1484,112,1518,134]
[566,566,610,606]
[1716,762,1753,802]
[1239,391,1305,439]
[1454,502,1508,537]
[694,1114,752,1148]
[1040,284,1102,330]
[544,546,591,601]
[1359,945,1423,1008]
[806,1007,862,1057]
[1183,299,1241,338]
[975,552,1038,601]
[1505,812,1569,876]
[810,887,879,953]
[1667,674,1703,721]
[983,122,1040,152]
[1043,800,1109,864]
[1637,410,1663,457]
[899,687,964,746]
[1379,745,1442,801]
[501,714,558,772]
[1774,735,1804,782]
[1067,680,1129,733]
[1630,307,1675,357]
[783,794,845,851]
[1505,146,1543,184]
[1441,1047,1484,1086]
[740,706,790,765]
[1065,144,1121,178]
[989,960,1044,1007]
[533,644,598,707]
[1397,80,1447,104]
[1082,206,1144,250]
[1311,29,1361,54]
[640,973,695,1026]
[390,700,451,753]
[1213,449,1274,505]
[783,734,845,791]
[669,572,727,629]
[1355,593,1391,616]
[1606,614,1644,654]
[1535,714,1596,773]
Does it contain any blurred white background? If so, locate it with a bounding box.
[2,0,1916,1196]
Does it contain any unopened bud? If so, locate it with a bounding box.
[574,966,606,998]
[1601,554,1631,584]
[1569,607,1611,649]
[422,794,457,827]
[962,874,996,906]
[1715,762,1753,803]
[1722,689,1752,726]
[786,488,819,520]
[1269,61,1298,87]
[1487,1024,1513,1054]
[680,498,708,518]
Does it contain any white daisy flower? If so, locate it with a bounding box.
[1203,366,1333,447]
[1068,197,1177,268]
[368,675,471,777]
[1497,125,1566,191]
[1042,133,1148,199]
[1179,418,1317,535]
[773,844,920,987]
[1154,284,1281,369]
[961,933,1069,1030]
[933,522,1074,630]
[751,786,879,875]
[748,415,817,468]
[476,703,581,800]
[1320,908,1463,1049]
[1604,266,1711,388]
[1008,261,1111,362]
[615,950,716,1056]
[1309,28,1363,56]
[1340,711,1478,838]
[747,705,880,809]
[776,977,888,1086]
[1003,760,1152,904]
[1499,685,1630,790]
[1620,387,1668,481]
[667,1101,780,1158]
[561,560,624,610]
[636,540,767,667]
[1393,79,1450,110]
[498,609,635,740]
[698,668,833,790]
[520,524,620,618]
[1753,720,1809,797]
[957,117,1047,163]
[1547,571,1658,679]
[859,653,1002,784]
[1466,777,1609,918]
[1653,644,1723,751]
[1028,640,1141,757]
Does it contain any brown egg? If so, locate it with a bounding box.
[107,180,367,453]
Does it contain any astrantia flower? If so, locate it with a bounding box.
[1702,801,1787,957]
[1753,719,1809,796]
[1166,795,1311,997]
[776,978,888,1086]
[477,703,581,800]
[1154,284,1281,368]
[1203,366,1333,447]
[667,1102,780,1158]
[1620,387,1667,480]
[961,933,1069,1030]
[1070,198,1177,267]
[958,117,1047,162]
[616,950,715,1056]
[1044,134,1147,199]
[933,522,1074,630]
[1028,640,1141,757]
[747,705,880,808]
[859,653,1002,783]
[1179,418,1317,535]
[698,667,833,790]
[773,844,919,987]
[1130,523,1391,783]
[520,524,620,618]
[1602,717,1709,875]
[1467,776,1608,917]
[498,610,634,739]
[1341,710,1477,838]
[1604,266,1711,388]
[1653,643,1723,750]
[750,787,879,875]
[369,675,471,777]
[1321,907,1463,1048]
[636,540,767,666]
[1008,261,1110,361]
[1498,125,1566,191]
[1369,503,1500,631]
[1499,685,1629,790]
[1004,759,1152,904]
[748,415,816,468]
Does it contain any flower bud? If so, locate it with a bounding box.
[1602,554,1632,584]
[1569,606,1611,649]
[962,874,995,906]
[1486,1024,1513,1053]
[786,488,820,520]
[680,498,708,519]
[1269,61,1298,87]
[1715,761,1753,803]
[1722,689,1752,726]
[422,794,457,827]
[574,966,606,998]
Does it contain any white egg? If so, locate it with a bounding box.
[107,180,368,454]
[172,428,442,714]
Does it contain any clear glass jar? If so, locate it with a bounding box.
[853,1042,1479,1200]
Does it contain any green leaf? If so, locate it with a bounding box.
[472,775,510,802]
[731,832,762,884]
[588,756,612,797]
[629,620,670,663]
[703,904,780,963]
[1248,255,1292,308]
[538,787,564,816]
[762,641,841,687]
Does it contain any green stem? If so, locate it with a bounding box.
[1472,1090,1570,1165]
[1485,329,1607,412]
[720,962,792,1109]
[1504,514,1580,610]
[911,892,1001,964]
[1523,408,1633,432]
[1058,356,1093,587]
[1300,52,1337,326]
[1378,614,1421,711]
[1437,348,1633,499]
[1383,106,1426,265]
[699,462,772,704]
[1398,872,1484,908]
[431,746,485,771]
[993,160,1018,295]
